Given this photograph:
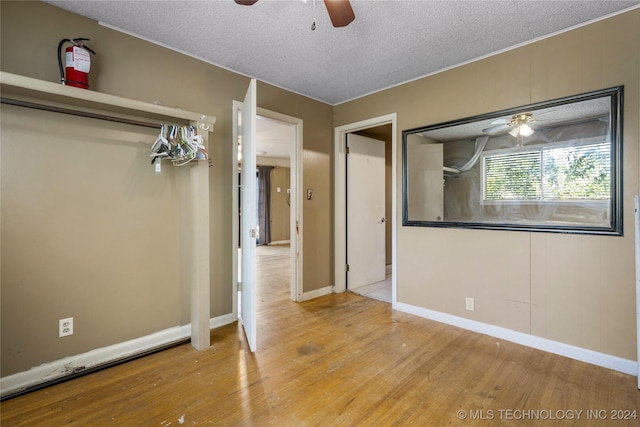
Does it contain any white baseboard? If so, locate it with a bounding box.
[395,302,638,377]
[299,285,333,301]
[1,313,238,398]
[210,312,237,329]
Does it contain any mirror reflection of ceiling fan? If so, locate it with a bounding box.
[234,0,355,28]
[482,113,536,137]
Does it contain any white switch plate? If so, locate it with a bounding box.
[465,297,475,312]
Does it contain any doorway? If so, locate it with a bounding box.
[232,103,304,330]
[334,114,398,308]
[254,117,295,309]
[346,132,389,302]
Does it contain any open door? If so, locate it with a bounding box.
[347,133,386,289]
[240,79,257,352]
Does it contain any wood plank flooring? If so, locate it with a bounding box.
[2,245,638,426]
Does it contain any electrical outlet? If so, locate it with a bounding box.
[465,297,475,312]
[59,317,74,337]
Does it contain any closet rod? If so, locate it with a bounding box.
[1,97,162,129]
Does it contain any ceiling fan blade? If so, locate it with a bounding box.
[324,0,355,27]
[482,123,513,135]
[234,0,258,5]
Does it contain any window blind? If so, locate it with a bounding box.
[484,151,541,200]
[483,142,610,202]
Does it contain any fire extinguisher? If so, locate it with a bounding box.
[57,38,96,89]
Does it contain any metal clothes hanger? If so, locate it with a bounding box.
[151,124,209,169]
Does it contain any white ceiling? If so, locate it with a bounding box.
[256,115,295,159]
[45,0,640,106]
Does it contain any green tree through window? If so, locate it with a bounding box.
[542,143,610,200]
[484,151,541,200]
[483,142,610,202]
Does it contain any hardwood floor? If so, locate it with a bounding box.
[2,245,638,426]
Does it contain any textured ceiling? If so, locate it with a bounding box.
[45,0,640,106]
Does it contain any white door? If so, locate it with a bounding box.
[347,133,386,289]
[240,79,257,352]
[406,136,444,221]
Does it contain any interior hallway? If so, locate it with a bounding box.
[1,245,638,425]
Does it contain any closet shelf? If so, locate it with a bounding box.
[0,71,216,131]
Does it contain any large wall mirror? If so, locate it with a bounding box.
[402,86,623,235]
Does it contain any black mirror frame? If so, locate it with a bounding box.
[402,86,624,235]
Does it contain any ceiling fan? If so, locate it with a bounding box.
[234,0,355,28]
[482,113,536,137]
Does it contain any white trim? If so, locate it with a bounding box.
[334,114,398,309]
[635,196,640,388]
[232,100,241,320]
[299,285,333,302]
[0,72,216,128]
[0,313,237,398]
[396,302,638,377]
[189,157,211,350]
[210,312,237,330]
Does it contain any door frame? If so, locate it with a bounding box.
[232,103,304,318]
[334,113,397,308]
[635,196,640,388]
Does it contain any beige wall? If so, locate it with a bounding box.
[0,1,332,376]
[335,9,639,360]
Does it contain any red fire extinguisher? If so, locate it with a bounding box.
[57,38,96,89]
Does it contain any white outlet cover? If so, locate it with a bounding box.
[59,317,74,337]
[465,297,475,312]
